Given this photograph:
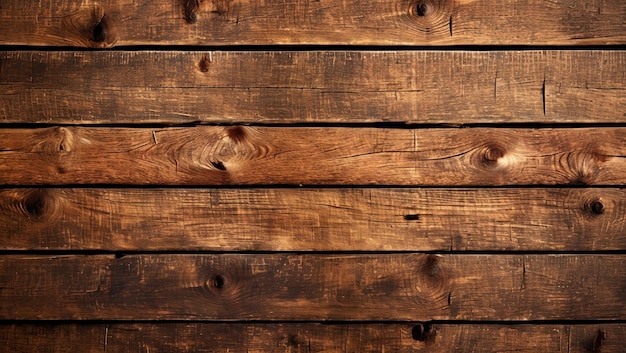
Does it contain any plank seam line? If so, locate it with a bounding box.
[3,123,626,129]
[1,185,624,189]
[2,250,626,256]
[0,319,624,325]
[2,45,626,52]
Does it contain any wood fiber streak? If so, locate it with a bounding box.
[0,0,624,46]
[1,51,625,124]
[1,188,624,251]
[0,127,624,186]
[4,323,625,353]
[0,255,624,321]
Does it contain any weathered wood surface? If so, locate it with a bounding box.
[1,188,624,251]
[0,0,625,47]
[1,127,624,186]
[1,51,625,124]
[2,323,625,353]
[1,254,624,320]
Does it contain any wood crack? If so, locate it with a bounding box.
[542,76,546,116]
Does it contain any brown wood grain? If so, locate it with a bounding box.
[1,188,624,251]
[0,254,624,321]
[1,51,625,124]
[0,127,624,186]
[4,323,625,353]
[0,0,625,47]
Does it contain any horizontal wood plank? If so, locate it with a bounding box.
[1,188,624,251]
[1,51,625,124]
[0,254,624,320]
[3,323,625,353]
[0,127,624,186]
[0,0,625,47]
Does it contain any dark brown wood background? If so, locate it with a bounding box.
[1,0,625,351]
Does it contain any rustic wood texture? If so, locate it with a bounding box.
[0,0,625,47]
[3,0,626,348]
[1,127,624,186]
[3,323,625,353]
[1,188,624,251]
[1,254,624,321]
[1,51,625,124]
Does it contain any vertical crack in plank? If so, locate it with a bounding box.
[104,325,109,352]
[542,75,547,116]
[567,325,571,353]
[494,70,498,99]
[521,256,526,290]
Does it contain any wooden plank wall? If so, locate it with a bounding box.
[1,0,625,351]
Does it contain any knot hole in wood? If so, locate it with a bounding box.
[406,0,452,35]
[23,189,47,218]
[583,197,605,217]
[204,273,229,293]
[412,322,436,343]
[21,189,59,221]
[415,2,429,16]
[213,274,225,289]
[183,0,200,23]
[92,19,106,42]
[88,12,116,47]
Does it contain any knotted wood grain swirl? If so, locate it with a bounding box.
[4,323,626,352]
[1,188,623,251]
[401,0,452,37]
[1,254,624,320]
[1,127,623,185]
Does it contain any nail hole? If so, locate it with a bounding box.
[92,20,106,42]
[416,2,428,16]
[211,161,226,170]
[591,200,604,215]
[213,275,225,289]
[404,214,420,221]
[412,322,434,341]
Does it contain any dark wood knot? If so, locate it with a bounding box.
[408,0,451,34]
[212,274,225,289]
[88,13,116,47]
[481,143,506,167]
[199,57,211,72]
[585,199,605,216]
[92,19,107,42]
[211,161,227,171]
[412,322,436,342]
[416,2,429,16]
[184,0,200,23]
[23,189,48,218]
[592,329,606,353]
